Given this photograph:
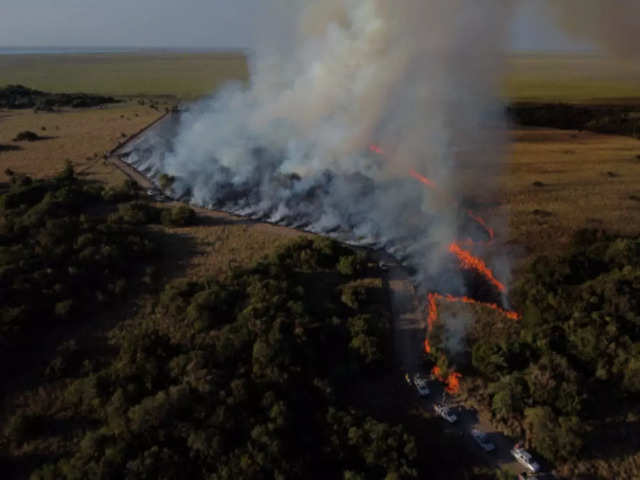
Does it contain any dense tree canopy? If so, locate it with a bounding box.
[469,229,640,468]
[0,173,416,478]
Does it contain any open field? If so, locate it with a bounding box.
[3,100,640,269]
[506,53,640,103]
[0,52,248,99]
[1,52,640,103]
[0,102,166,184]
[500,128,640,259]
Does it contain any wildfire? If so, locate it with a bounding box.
[448,242,506,293]
[427,292,438,333]
[466,209,494,241]
[369,144,385,155]
[431,366,462,395]
[369,140,516,399]
[445,371,462,395]
[409,168,437,189]
[441,294,521,320]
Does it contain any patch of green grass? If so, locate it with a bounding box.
[0,52,249,99]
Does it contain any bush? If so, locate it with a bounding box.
[110,202,160,225]
[161,205,196,227]
[337,251,367,276]
[12,130,43,142]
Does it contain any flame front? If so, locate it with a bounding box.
[369,143,516,397]
[409,169,437,189]
[448,242,506,293]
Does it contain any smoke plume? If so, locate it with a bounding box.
[544,0,640,57]
[125,0,515,301]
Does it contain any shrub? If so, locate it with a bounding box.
[12,130,43,142]
[161,205,196,227]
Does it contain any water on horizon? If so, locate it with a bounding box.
[0,46,241,55]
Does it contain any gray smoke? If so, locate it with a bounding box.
[544,0,640,57]
[124,0,515,301]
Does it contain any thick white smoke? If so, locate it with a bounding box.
[125,0,514,297]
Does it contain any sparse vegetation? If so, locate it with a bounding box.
[0,84,118,110]
[12,130,44,142]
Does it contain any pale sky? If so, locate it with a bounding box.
[0,0,591,52]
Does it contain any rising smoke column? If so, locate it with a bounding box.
[149,0,514,294]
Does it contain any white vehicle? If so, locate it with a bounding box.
[413,373,430,397]
[511,447,541,473]
[471,428,495,453]
[434,403,457,423]
[378,261,390,272]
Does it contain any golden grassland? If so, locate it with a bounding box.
[0,106,311,280]
[0,52,248,99]
[505,53,640,104]
[2,51,640,269]
[500,128,640,259]
[0,102,166,183]
[2,52,640,103]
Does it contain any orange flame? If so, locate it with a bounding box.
[448,242,506,293]
[369,144,385,155]
[431,366,462,395]
[466,209,494,241]
[424,338,431,354]
[409,168,437,189]
[441,294,521,320]
[369,145,494,243]
[427,292,438,333]
[445,371,462,395]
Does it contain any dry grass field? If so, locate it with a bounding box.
[506,54,640,104]
[0,52,248,99]
[499,128,640,259]
[0,102,165,183]
[2,51,640,272]
[157,214,309,281]
[0,106,310,282]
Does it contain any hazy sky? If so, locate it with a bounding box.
[0,0,590,51]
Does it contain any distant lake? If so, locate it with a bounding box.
[0,47,243,55]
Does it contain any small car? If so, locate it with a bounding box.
[471,428,495,452]
[511,447,541,473]
[413,373,430,396]
[434,403,457,423]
